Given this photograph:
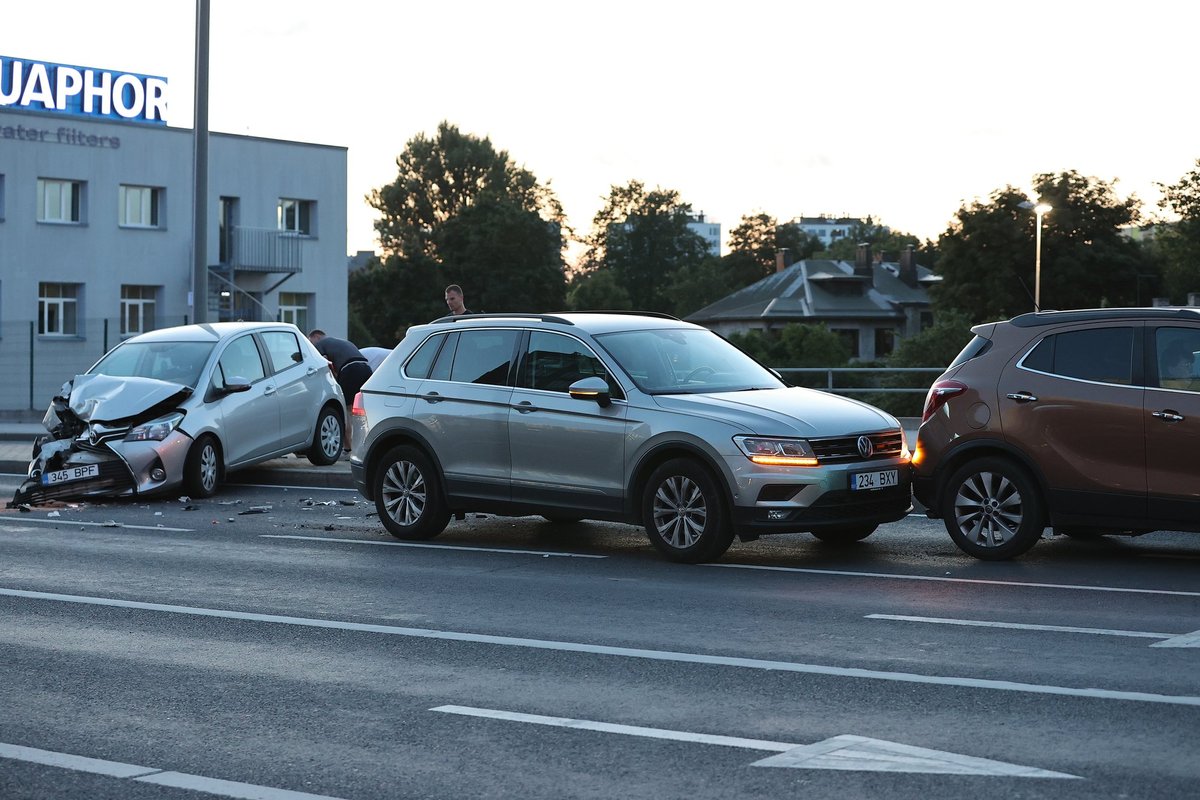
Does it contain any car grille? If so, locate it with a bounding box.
[23,461,134,503]
[805,487,911,521]
[809,430,904,463]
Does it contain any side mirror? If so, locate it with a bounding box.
[222,377,252,394]
[568,376,612,408]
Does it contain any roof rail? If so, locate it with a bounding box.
[430,313,574,326]
[1009,307,1200,328]
[566,310,682,321]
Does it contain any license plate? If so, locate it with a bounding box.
[851,469,898,491]
[41,464,100,486]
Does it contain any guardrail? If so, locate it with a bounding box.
[775,367,944,394]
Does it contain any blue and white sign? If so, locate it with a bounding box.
[0,55,167,125]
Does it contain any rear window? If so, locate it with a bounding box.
[1021,327,1134,385]
[947,335,992,369]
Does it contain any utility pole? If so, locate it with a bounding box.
[191,0,211,322]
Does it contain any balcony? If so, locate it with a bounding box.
[220,226,304,273]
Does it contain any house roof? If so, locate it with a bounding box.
[686,258,938,325]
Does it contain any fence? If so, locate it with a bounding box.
[0,323,945,417]
[0,316,190,414]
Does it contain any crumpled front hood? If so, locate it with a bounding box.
[651,386,899,437]
[61,373,191,424]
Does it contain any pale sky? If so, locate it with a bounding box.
[5,1,1197,262]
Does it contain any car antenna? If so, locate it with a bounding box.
[1015,274,1040,312]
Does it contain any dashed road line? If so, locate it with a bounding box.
[0,741,348,800]
[0,517,193,532]
[261,533,606,558]
[707,563,1200,597]
[2,586,1198,706]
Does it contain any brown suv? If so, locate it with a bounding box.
[913,308,1200,560]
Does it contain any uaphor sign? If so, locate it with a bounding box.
[0,55,167,125]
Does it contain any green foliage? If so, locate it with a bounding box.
[727,324,851,369]
[354,121,566,344]
[1154,160,1200,303]
[820,217,922,261]
[566,269,632,311]
[668,255,735,318]
[933,171,1156,322]
[724,214,822,287]
[580,181,711,314]
[888,310,975,368]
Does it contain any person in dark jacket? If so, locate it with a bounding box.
[308,330,372,452]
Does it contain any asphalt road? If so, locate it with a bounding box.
[1,473,1198,800]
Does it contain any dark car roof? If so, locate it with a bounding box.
[1008,307,1200,328]
[425,312,695,336]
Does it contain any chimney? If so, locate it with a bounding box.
[899,245,919,288]
[854,243,873,282]
[775,248,793,273]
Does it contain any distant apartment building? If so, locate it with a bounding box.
[687,213,721,255]
[791,215,866,247]
[0,55,347,411]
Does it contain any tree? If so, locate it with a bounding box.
[666,255,732,318]
[353,122,567,343]
[1154,160,1200,303]
[821,217,922,261]
[580,181,710,314]
[933,171,1155,322]
[724,214,821,287]
[727,324,850,370]
[566,270,632,311]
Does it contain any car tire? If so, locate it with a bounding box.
[941,457,1044,560]
[642,458,735,563]
[811,524,877,545]
[184,434,221,498]
[374,445,451,540]
[306,404,344,466]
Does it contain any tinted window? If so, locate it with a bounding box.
[218,334,266,383]
[1026,328,1133,385]
[429,332,458,381]
[520,332,620,397]
[405,334,445,379]
[449,330,519,386]
[1155,326,1200,392]
[260,331,302,373]
[948,335,993,369]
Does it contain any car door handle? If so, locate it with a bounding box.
[1006,391,1038,403]
[513,400,538,413]
[422,392,442,404]
[1152,409,1185,422]
[263,384,277,396]
[306,366,318,376]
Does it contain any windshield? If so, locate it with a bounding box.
[596,328,784,394]
[90,341,216,389]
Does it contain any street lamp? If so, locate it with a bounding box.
[1033,202,1051,310]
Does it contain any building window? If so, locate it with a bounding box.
[119,185,162,228]
[37,178,83,223]
[920,311,934,330]
[39,283,80,336]
[834,328,860,359]
[278,292,311,331]
[278,198,314,235]
[121,285,158,336]
[874,328,896,358]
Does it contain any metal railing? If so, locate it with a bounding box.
[225,226,304,273]
[775,367,944,394]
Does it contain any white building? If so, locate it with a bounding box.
[687,213,721,255]
[791,215,865,247]
[0,57,347,412]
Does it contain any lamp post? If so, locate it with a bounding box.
[1032,202,1051,310]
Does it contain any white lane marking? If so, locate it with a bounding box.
[2,586,1198,707]
[707,563,1200,598]
[0,518,193,533]
[1151,630,1200,648]
[229,482,359,493]
[261,533,606,558]
[0,741,348,799]
[431,705,1076,778]
[867,614,1175,640]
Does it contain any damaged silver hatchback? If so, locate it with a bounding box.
[10,322,346,506]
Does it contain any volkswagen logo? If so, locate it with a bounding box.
[856,435,873,458]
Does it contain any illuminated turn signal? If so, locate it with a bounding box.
[748,455,820,467]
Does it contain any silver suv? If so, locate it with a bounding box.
[349,313,911,562]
